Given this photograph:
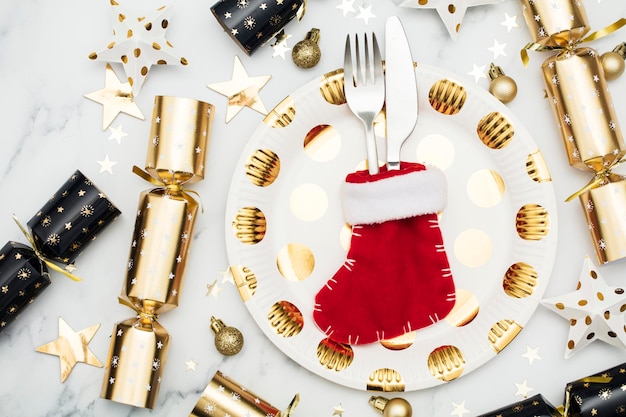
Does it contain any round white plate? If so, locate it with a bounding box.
[224,64,558,391]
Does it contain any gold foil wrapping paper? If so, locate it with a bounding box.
[119,188,199,314]
[102,96,214,409]
[100,317,169,409]
[189,371,299,417]
[542,47,625,172]
[578,175,626,264]
[145,95,214,185]
[519,0,590,47]
[520,0,626,263]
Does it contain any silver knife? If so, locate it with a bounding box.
[384,16,418,170]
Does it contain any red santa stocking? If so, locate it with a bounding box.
[313,162,456,345]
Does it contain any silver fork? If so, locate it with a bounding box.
[343,33,385,176]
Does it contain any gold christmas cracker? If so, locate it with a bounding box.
[101,96,215,409]
[519,0,626,263]
[189,370,299,417]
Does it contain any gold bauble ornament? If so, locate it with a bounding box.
[601,42,626,81]
[210,316,244,356]
[292,28,321,69]
[369,396,413,417]
[488,63,517,104]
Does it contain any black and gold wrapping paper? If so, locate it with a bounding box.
[27,169,122,264]
[563,362,626,417]
[477,394,560,417]
[0,242,50,332]
[101,96,214,409]
[189,370,299,417]
[0,170,120,333]
[210,0,305,55]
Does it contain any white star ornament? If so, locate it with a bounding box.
[89,4,188,96]
[541,256,626,358]
[397,0,503,39]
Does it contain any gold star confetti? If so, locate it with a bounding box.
[185,359,197,371]
[397,0,501,39]
[88,4,188,96]
[206,279,223,298]
[220,268,235,285]
[35,317,102,382]
[521,345,541,365]
[207,56,271,123]
[97,154,118,174]
[272,32,292,59]
[84,63,145,130]
[451,400,470,417]
[332,403,346,416]
[541,256,626,358]
[514,379,534,398]
[107,124,128,144]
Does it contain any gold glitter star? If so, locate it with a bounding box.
[35,317,102,382]
[207,56,271,123]
[84,63,145,130]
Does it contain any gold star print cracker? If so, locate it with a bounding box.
[207,56,271,123]
[88,3,188,96]
[541,256,626,358]
[35,317,102,382]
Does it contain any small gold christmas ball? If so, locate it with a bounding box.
[214,325,244,356]
[489,75,518,104]
[601,51,625,81]
[292,28,321,69]
[383,398,412,417]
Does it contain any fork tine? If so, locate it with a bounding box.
[354,34,362,86]
[372,33,383,85]
[364,33,371,85]
[343,35,353,88]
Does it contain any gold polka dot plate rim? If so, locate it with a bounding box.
[224,64,559,391]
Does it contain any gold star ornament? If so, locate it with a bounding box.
[541,256,626,358]
[85,63,145,130]
[397,0,502,39]
[35,317,102,382]
[207,56,271,123]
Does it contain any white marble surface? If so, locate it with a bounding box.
[1,0,626,416]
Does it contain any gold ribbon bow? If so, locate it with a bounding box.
[565,158,625,202]
[132,166,204,213]
[12,214,82,282]
[521,18,626,66]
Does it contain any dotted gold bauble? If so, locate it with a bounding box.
[292,28,321,69]
[601,42,626,81]
[488,63,517,104]
[369,396,413,417]
[211,316,244,356]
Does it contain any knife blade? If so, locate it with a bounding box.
[384,16,418,170]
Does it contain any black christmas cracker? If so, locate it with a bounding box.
[476,394,560,417]
[563,362,626,417]
[519,0,626,264]
[0,170,120,332]
[211,0,306,55]
[100,96,214,409]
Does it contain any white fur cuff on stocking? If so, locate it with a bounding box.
[341,165,447,225]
